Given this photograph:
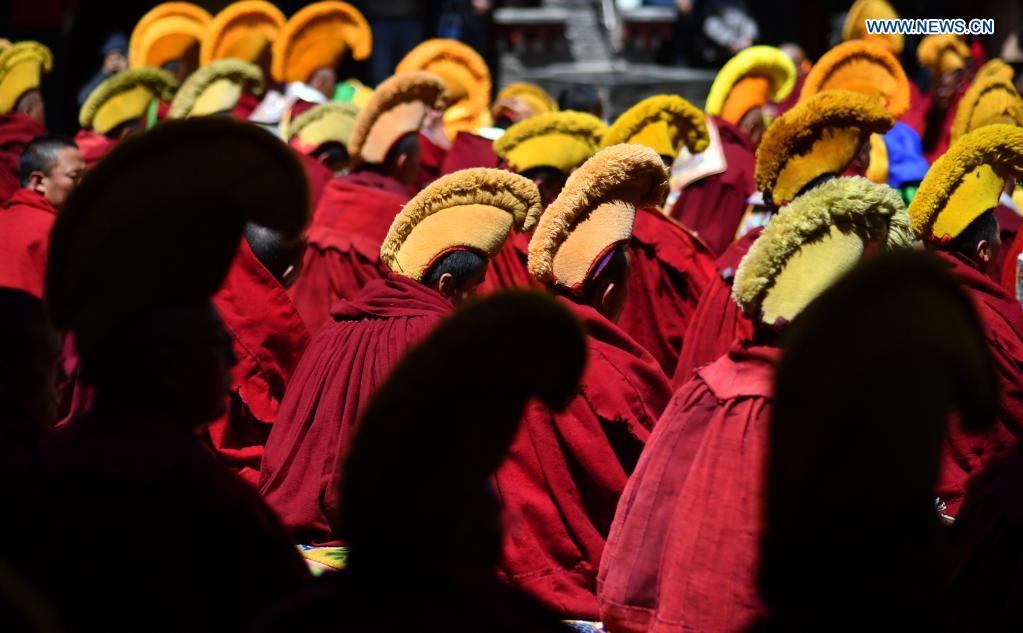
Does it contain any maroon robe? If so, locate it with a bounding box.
[672,227,760,388]
[995,202,1022,281]
[479,231,537,293]
[923,82,967,163]
[260,274,452,544]
[669,117,757,256]
[496,297,672,620]
[417,131,447,190]
[73,128,116,170]
[440,131,500,174]
[937,251,1023,517]
[296,150,332,206]
[0,113,46,203]
[618,207,716,377]
[599,342,780,633]
[1001,214,1023,295]
[288,170,413,333]
[0,188,56,297]
[207,241,311,486]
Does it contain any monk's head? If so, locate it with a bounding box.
[244,223,307,289]
[307,66,338,101]
[949,208,1001,276]
[580,243,631,323]
[360,131,421,187]
[14,89,45,125]
[421,250,488,307]
[521,166,568,209]
[19,135,84,210]
[312,142,350,175]
[0,288,60,429]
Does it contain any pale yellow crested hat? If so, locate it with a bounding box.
[733,176,912,327]
[129,3,212,70]
[917,34,970,77]
[381,168,542,281]
[950,76,1023,144]
[842,0,904,54]
[168,59,263,118]
[201,1,286,66]
[287,101,360,153]
[271,1,372,84]
[601,95,708,161]
[528,144,668,291]
[396,39,492,139]
[0,41,53,114]
[493,81,558,120]
[348,71,446,165]
[493,111,607,174]
[79,68,178,134]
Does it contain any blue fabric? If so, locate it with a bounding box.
[884,121,930,188]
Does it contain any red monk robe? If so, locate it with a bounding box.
[599,341,780,633]
[995,201,1022,281]
[479,231,537,293]
[260,274,452,544]
[0,188,57,297]
[296,150,332,206]
[669,117,757,256]
[1001,213,1023,295]
[923,82,967,163]
[206,241,311,485]
[289,170,413,333]
[417,131,447,190]
[937,251,1023,516]
[617,207,716,377]
[672,226,760,388]
[496,297,672,620]
[0,113,46,202]
[73,129,116,170]
[440,131,501,174]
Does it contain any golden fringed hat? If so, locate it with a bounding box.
[705,46,797,126]
[908,124,1023,244]
[493,81,558,119]
[200,1,286,67]
[917,34,970,77]
[733,176,912,327]
[494,111,607,174]
[528,144,668,291]
[396,38,492,139]
[0,41,52,114]
[271,1,372,84]
[801,40,910,118]
[287,101,360,153]
[601,94,707,161]
[842,0,904,54]
[348,71,446,165]
[975,58,1014,83]
[168,59,263,118]
[129,2,211,70]
[46,117,309,345]
[79,68,178,134]
[865,132,888,184]
[950,76,1023,143]
[755,89,894,205]
[380,168,542,281]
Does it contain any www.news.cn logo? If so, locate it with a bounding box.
[864,18,994,36]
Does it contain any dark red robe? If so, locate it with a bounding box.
[598,341,780,633]
[994,202,1022,284]
[417,131,447,190]
[668,117,757,256]
[440,131,500,174]
[296,149,332,206]
[260,274,452,544]
[207,241,311,486]
[937,251,1023,517]
[288,170,413,333]
[0,113,46,202]
[618,207,716,378]
[496,297,672,620]
[0,188,56,297]
[901,80,929,136]
[672,227,760,388]
[73,128,116,170]
[1001,215,1023,296]
[479,231,537,293]
[923,82,967,163]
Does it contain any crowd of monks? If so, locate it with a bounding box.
[1,0,1023,630]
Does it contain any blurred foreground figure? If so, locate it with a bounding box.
[258,291,584,633]
[755,251,997,632]
[29,119,311,632]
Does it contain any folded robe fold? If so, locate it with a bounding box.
[0,188,57,297]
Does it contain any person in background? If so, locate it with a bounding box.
[918,34,972,162]
[76,32,128,108]
[0,42,52,202]
[693,0,759,67]
[557,84,604,120]
[354,0,426,86]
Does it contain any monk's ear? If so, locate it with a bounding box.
[600,281,616,312]
[27,170,47,195]
[976,239,993,266]
[436,271,456,301]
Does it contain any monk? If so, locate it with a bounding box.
[0,135,83,297]
[0,42,51,200]
[289,71,445,332]
[918,34,972,162]
[260,167,542,545]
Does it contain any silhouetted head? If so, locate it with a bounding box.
[0,288,60,429]
[243,223,307,288]
[557,84,603,119]
[312,142,350,175]
[19,135,84,209]
[421,250,489,307]
[581,243,632,322]
[14,89,45,125]
[521,166,568,209]
[949,208,1001,276]
[360,131,420,187]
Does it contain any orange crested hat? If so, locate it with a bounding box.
[271,1,371,84]
[397,39,492,139]
[706,46,797,126]
[801,40,910,118]
[842,0,904,54]
[201,1,285,67]
[129,2,211,70]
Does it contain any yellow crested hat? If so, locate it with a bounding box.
[950,76,1023,144]
[908,124,1023,244]
[494,110,607,174]
[801,40,910,118]
[706,46,797,126]
[756,89,894,204]
[601,94,707,161]
[974,58,1015,84]
[200,1,286,67]
[397,39,492,139]
[287,101,360,153]
[381,168,542,281]
[79,68,178,135]
[129,2,211,70]
[0,41,52,114]
[842,0,904,54]
[918,34,970,77]
[493,81,558,119]
[168,59,263,118]
[734,176,912,327]
[271,1,372,84]
[348,71,446,165]
[528,144,668,292]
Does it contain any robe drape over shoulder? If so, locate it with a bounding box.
[599,342,780,633]
[207,241,311,485]
[440,131,501,174]
[296,150,333,207]
[0,113,46,202]
[0,188,57,297]
[617,206,716,378]
[289,170,414,333]
[479,231,537,293]
[495,297,672,621]
[260,274,452,545]
[937,251,1023,517]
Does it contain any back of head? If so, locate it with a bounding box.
[0,287,59,429]
[243,222,307,287]
[557,84,603,119]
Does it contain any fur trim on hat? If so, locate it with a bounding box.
[733,176,912,318]
[601,94,709,154]
[494,110,607,158]
[168,59,263,118]
[79,67,178,128]
[287,100,360,142]
[201,0,285,65]
[0,41,53,76]
[917,34,969,74]
[842,0,903,53]
[801,40,910,118]
[975,58,1015,83]
[347,71,445,162]
[496,82,557,112]
[950,76,1023,143]
[706,46,797,117]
